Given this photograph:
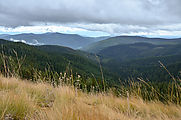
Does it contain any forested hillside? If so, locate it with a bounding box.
[83,37,181,83]
[0,39,106,81]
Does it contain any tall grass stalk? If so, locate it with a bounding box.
[95,54,106,92]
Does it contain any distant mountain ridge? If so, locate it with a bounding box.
[0,32,109,49]
[83,36,181,53]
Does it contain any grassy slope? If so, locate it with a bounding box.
[0,77,181,120]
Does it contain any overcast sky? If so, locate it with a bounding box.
[0,0,181,37]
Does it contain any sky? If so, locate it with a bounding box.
[0,0,181,37]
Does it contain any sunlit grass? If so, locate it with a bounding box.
[0,77,181,120]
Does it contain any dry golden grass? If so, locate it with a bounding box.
[0,76,181,120]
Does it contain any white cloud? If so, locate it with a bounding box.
[10,38,26,43]
[9,38,44,45]
[1,23,181,38]
[0,24,110,37]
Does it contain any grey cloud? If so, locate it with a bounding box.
[0,0,181,27]
[69,22,181,36]
[71,23,151,35]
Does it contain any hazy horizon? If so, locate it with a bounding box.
[1,31,181,39]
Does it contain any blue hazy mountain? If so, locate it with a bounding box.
[0,32,109,49]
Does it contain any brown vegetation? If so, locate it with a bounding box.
[0,76,181,120]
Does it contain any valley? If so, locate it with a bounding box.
[0,33,181,119]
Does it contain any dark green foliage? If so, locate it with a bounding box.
[0,39,116,92]
[92,42,181,83]
[0,39,97,75]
